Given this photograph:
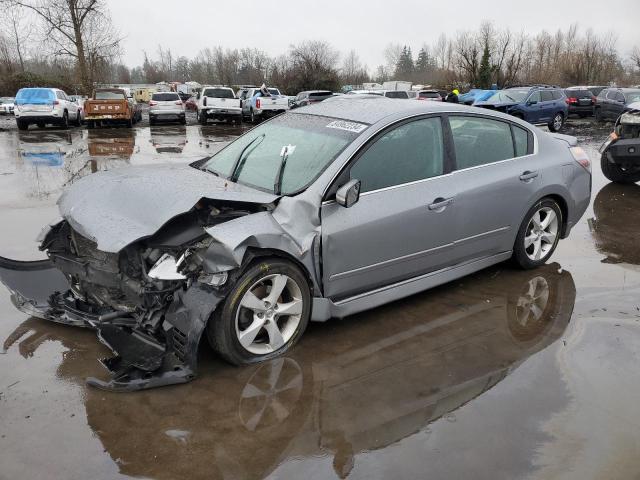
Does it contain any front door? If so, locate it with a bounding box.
[321,116,459,299]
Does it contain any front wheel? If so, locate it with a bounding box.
[207,259,311,366]
[512,199,563,269]
[548,113,564,132]
[601,153,640,184]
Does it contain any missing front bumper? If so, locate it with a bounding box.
[0,256,221,392]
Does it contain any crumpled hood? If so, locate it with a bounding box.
[58,163,279,252]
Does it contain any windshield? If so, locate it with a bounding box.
[486,89,529,103]
[202,114,365,194]
[95,90,125,100]
[624,90,640,103]
[203,88,234,98]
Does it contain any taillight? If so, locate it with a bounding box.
[570,146,591,172]
[256,98,261,109]
[566,97,577,104]
[53,100,59,105]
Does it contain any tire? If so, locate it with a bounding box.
[548,112,564,132]
[601,153,640,184]
[181,115,186,125]
[61,111,69,129]
[87,120,94,129]
[207,258,311,366]
[595,108,604,123]
[37,122,45,129]
[250,109,256,124]
[512,198,563,269]
[126,117,133,128]
[149,116,155,126]
[16,119,28,130]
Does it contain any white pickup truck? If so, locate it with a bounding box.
[196,86,242,125]
[238,87,289,123]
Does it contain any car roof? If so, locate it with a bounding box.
[292,97,488,124]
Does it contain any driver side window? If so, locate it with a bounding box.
[350,117,444,193]
[528,91,541,103]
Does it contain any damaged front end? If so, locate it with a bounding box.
[600,105,640,170]
[0,199,270,391]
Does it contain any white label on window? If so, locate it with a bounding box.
[326,120,367,133]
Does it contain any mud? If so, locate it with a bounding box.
[2,116,640,480]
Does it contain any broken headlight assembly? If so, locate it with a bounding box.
[620,112,640,125]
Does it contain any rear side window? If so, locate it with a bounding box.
[551,90,564,100]
[203,88,234,98]
[540,91,554,102]
[512,125,529,157]
[152,93,180,101]
[309,92,332,98]
[350,117,444,193]
[450,116,514,169]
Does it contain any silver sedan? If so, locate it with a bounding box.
[0,98,591,390]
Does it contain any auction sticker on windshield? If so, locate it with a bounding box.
[326,120,367,133]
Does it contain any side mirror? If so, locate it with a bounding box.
[336,179,361,208]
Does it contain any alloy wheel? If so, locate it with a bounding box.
[235,274,304,355]
[553,114,563,131]
[524,206,559,261]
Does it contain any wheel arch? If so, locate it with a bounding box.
[241,247,317,296]
[533,193,570,238]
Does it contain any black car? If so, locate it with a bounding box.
[290,90,334,109]
[564,87,595,118]
[599,101,640,183]
[594,87,640,122]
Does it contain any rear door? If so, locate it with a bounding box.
[538,90,555,122]
[321,116,459,299]
[447,115,538,262]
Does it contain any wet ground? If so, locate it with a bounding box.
[1,113,640,480]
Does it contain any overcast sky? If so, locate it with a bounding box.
[109,0,638,70]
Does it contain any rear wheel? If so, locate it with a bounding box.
[149,116,155,126]
[60,111,69,129]
[601,153,640,184]
[198,110,207,125]
[548,112,564,132]
[73,110,81,126]
[250,109,257,124]
[87,120,95,129]
[16,119,28,130]
[37,122,45,129]
[207,259,311,366]
[512,199,563,269]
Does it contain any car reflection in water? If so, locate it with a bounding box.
[590,182,640,265]
[3,264,575,480]
[150,125,188,154]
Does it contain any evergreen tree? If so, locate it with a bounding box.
[394,46,414,77]
[416,47,430,73]
[478,41,492,88]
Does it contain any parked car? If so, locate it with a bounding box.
[149,91,186,125]
[382,90,411,99]
[185,95,198,111]
[0,99,591,391]
[290,90,334,109]
[238,87,289,123]
[564,87,596,118]
[0,96,15,114]
[14,87,81,130]
[475,85,568,132]
[84,88,139,128]
[599,101,640,183]
[196,86,242,125]
[459,89,495,105]
[415,90,443,102]
[594,87,640,123]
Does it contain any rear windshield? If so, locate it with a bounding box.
[203,113,365,195]
[268,89,280,96]
[203,88,234,98]
[419,91,440,98]
[309,91,332,98]
[95,90,126,100]
[385,91,409,99]
[15,88,55,104]
[565,89,592,98]
[152,93,180,101]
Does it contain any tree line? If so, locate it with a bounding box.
[0,2,638,96]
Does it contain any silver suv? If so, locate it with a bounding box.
[149,92,186,125]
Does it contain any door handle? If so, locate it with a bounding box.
[428,196,454,211]
[519,170,539,181]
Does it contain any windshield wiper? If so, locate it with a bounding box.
[273,145,294,195]
[230,134,265,182]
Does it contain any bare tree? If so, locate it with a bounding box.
[4,0,121,92]
[631,47,640,70]
[2,5,31,71]
[341,50,368,85]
